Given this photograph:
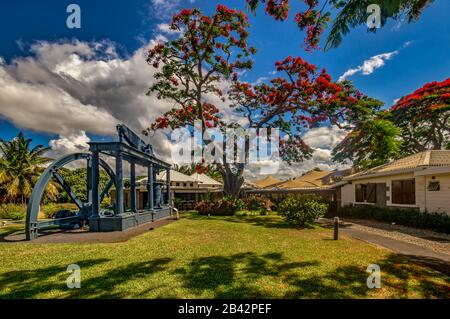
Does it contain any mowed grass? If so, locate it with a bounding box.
[0,213,448,298]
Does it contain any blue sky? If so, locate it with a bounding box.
[0,0,449,176]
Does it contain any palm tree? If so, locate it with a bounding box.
[0,132,57,204]
[325,0,434,50]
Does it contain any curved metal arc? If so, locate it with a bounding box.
[26,153,116,240]
[26,153,90,240]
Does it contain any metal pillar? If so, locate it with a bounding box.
[91,151,100,217]
[115,152,124,215]
[166,168,171,206]
[87,156,92,205]
[130,162,136,212]
[147,164,154,210]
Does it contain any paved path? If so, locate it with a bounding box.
[4,217,177,243]
[321,218,450,275]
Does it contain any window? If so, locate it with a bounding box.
[355,183,376,203]
[427,181,440,191]
[392,179,415,205]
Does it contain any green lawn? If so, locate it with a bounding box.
[0,213,448,298]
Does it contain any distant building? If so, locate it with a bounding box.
[246,170,350,207]
[120,170,223,210]
[252,176,283,189]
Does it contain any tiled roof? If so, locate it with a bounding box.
[137,170,197,184]
[345,150,450,180]
[253,176,283,188]
[190,173,222,186]
[276,170,332,189]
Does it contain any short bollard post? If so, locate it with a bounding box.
[334,217,339,240]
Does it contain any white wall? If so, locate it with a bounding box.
[421,173,450,214]
[341,172,450,215]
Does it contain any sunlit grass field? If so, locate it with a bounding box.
[0,213,448,298]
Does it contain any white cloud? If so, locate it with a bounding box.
[253,76,268,85]
[339,50,399,82]
[0,38,246,163]
[245,125,349,180]
[0,39,180,160]
[157,23,181,35]
[0,36,349,180]
[47,131,91,157]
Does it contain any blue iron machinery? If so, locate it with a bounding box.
[26,124,172,240]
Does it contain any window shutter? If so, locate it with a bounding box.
[366,183,377,203]
[403,179,415,204]
[355,184,363,202]
[392,180,402,204]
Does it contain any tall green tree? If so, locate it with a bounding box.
[332,116,402,169]
[0,132,57,203]
[332,77,450,169]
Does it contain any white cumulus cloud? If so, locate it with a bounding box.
[339,50,399,82]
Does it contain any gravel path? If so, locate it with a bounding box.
[320,218,449,258]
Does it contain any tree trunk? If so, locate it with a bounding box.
[220,163,244,198]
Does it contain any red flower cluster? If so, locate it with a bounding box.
[391,77,450,112]
[265,0,290,21]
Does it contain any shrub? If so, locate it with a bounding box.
[196,196,245,216]
[195,200,216,215]
[0,204,26,221]
[338,205,450,234]
[41,203,78,219]
[277,194,328,226]
[243,195,272,215]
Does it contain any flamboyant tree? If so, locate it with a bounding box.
[332,77,450,169]
[145,5,256,196]
[229,55,383,166]
[146,5,382,196]
[245,0,434,51]
[390,77,450,152]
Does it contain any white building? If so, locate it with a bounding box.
[340,150,450,214]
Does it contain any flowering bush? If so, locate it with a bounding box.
[196,196,245,216]
[243,195,273,214]
[277,194,328,226]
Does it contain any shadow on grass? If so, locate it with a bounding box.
[0,259,109,298]
[0,257,173,299]
[0,252,448,298]
[174,251,320,298]
[173,249,449,298]
[284,253,450,298]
